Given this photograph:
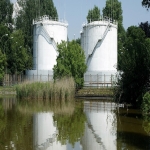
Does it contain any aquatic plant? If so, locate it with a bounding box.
[15,77,75,101]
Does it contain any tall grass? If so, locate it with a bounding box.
[15,77,75,102]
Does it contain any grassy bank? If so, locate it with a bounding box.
[0,81,114,99]
[0,86,16,96]
[15,77,75,101]
[76,88,114,97]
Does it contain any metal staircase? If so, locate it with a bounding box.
[40,25,58,52]
[86,22,111,64]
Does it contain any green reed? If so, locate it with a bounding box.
[15,77,75,102]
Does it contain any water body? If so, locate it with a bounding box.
[0,97,150,150]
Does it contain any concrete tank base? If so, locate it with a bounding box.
[26,70,53,82]
[84,71,117,87]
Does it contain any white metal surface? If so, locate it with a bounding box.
[81,20,117,72]
[33,15,68,71]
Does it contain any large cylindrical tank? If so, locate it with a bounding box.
[33,15,68,70]
[81,20,117,72]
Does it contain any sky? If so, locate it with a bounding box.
[11,0,150,40]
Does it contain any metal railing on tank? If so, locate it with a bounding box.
[83,16,118,26]
[33,15,68,24]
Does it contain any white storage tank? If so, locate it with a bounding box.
[33,15,68,70]
[26,15,68,81]
[81,19,118,86]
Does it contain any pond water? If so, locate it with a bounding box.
[0,97,150,150]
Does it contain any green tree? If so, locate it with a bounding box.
[103,0,126,70]
[142,0,150,8]
[103,0,123,23]
[75,38,81,45]
[0,50,6,83]
[7,30,29,74]
[0,0,13,25]
[53,40,87,88]
[87,5,100,23]
[0,25,10,53]
[114,26,150,107]
[139,21,150,38]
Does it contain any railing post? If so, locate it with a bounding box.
[90,74,91,89]
[104,74,105,87]
[111,74,112,87]
[97,74,98,89]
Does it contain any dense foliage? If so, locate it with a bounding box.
[141,92,150,114]
[8,30,30,74]
[142,0,150,8]
[0,0,13,25]
[103,0,123,23]
[0,1,12,79]
[0,24,10,54]
[139,21,150,38]
[53,41,87,87]
[86,5,100,23]
[0,50,6,83]
[114,26,150,107]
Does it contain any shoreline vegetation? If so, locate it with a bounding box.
[0,78,114,99]
[0,84,114,99]
[76,88,114,97]
[0,86,16,95]
[15,77,75,101]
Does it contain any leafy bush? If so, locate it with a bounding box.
[141,92,150,114]
[53,40,87,88]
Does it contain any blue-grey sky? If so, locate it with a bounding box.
[11,0,150,40]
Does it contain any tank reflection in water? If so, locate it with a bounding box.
[81,101,117,150]
[0,97,150,150]
[33,112,66,150]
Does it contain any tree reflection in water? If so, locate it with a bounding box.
[0,97,87,150]
[0,97,33,150]
[142,114,150,135]
[53,102,86,147]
